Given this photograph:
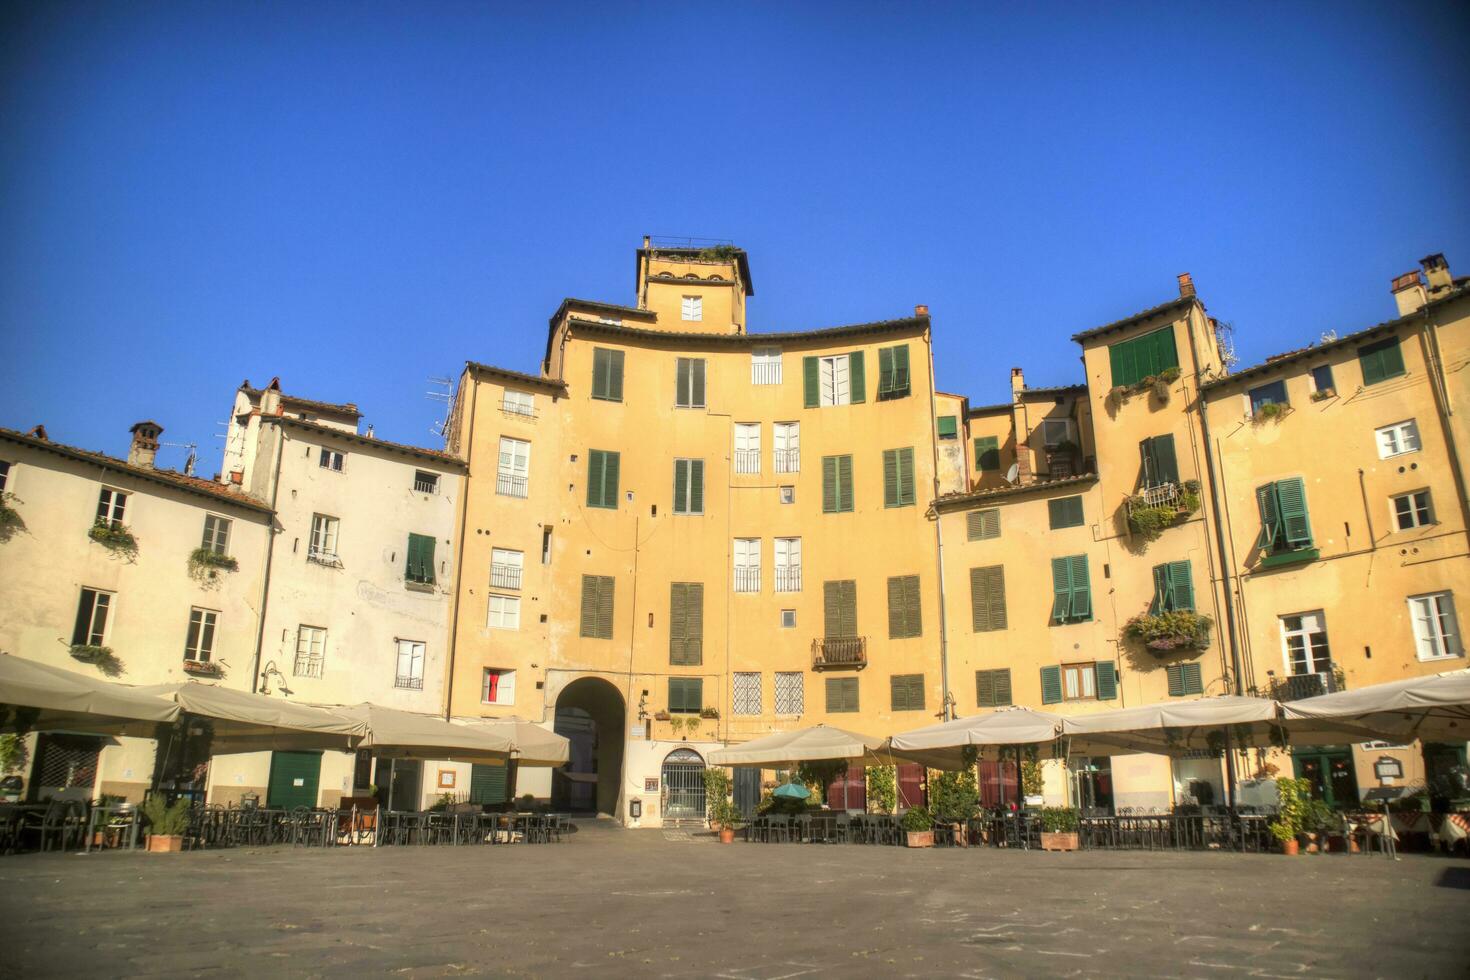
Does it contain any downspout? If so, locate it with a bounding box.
[249,423,287,694]
[442,373,478,720]
[923,323,953,720]
[1421,313,1470,547]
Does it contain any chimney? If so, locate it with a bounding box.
[1009,368,1031,484]
[1391,270,1427,317]
[27,424,47,441]
[260,377,284,416]
[1420,253,1453,298]
[914,304,929,318]
[1177,273,1195,298]
[642,235,651,249]
[1010,367,1025,397]
[128,421,163,469]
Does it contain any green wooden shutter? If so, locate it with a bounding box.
[597,576,614,638]
[1152,327,1180,376]
[975,436,999,471]
[1181,661,1202,695]
[1069,555,1092,621]
[1040,666,1063,704]
[803,356,819,408]
[1141,435,1180,487]
[1094,660,1117,700]
[937,416,957,438]
[897,448,914,506]
[669,677,702,713]
[669,582,687,663]
[1255,483,1280,551]
[883,449,898,507]
[676,358,690,407]
[580,575,615,639]
[1170,560,1194,611]
[822,455,838,512]
[604,452,620,509]
[579,575,599,638]
[1109,339,1139,388]
[893,345,910,396]
[692,358,705,407]
[826,677,858,713]
[848,351,866,403]
[689,460,704,514]
[1050,558,1072,624]
[1166,663,1185,697]
[1359,337,1405,386]
[1048,496,1083,529]
[608,349,624,401]
[970,565,1006,632]
[592,348,609,400]
[838,455,854,511]
[890,674,924,711]
[976,669,995,707]
[588,451,610,508]
[886,575,921,639]
[669,583,703,665]
[407,533,435,584]
[1275,477,1312,546]
[992,669,1012,706]
[878,347,894,396]
[966,509,1000,541]
[824,580,857,637]
[469,763,508,804]
[673,459,689,513]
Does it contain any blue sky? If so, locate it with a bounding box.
[3,2,1467,469]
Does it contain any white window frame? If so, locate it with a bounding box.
[96,487,128,527]
[490,548,524,590]
[395,639,425,689]
[75,588,113,646]
[319,448,345,472]
[1376,419,1421,459]
[774,421,800,473]
[733,537,760,593]
[501,390,535,417]
[779,485,795,505]
[487,593,521,630]
[818,355,851,407]
[774,537,802,593]
[774,671,804,715]
[201,514,232,556]
[1409,591,1462,661]
[309,514,340,561]
[1280,611,1331,676]
[1040,419,1073,449]
[497,437,531,498]
[0,460,12,493]
[752,348,782,385]
[294,626,327,677]
[732,672,762,716]
[780,609,797,629]
[734,423,761,475]
[185,607,218,662]
[681,295,703,322]
[482,667,516,706]
[1390,489,1434,531]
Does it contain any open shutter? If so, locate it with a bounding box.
[975,436,999,471]
[673,459,689,513]
[822,456,838,512]
[1275,477,1311,546]
[878,347,894,396]
[1094,660,1118,701]
[1170,560,1194,611]
[848,351,866,403]
[1142,434,1180,487]
[803,356,819,408]
[883,449,898,507]
[1255,483,1280,551]
[838,455,854,511]
[1040,665,1063,704]
[1068,555,1091,620]
[1050,558,1072,624]
[690,460,704,514]
[893,345,910,395]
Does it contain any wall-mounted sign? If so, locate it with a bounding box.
[438,769,457,789]
[1374,757,1404,781]
[630,725,646,739]
[644,778,659,792]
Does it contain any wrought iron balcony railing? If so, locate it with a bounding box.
[774,566,802,593]
[733,450,761,475]
[496,472,528,498]
[812,636,867,670]
[1271,669,1339,702]
[733,566,761,593]
[773,449,800,473]
[490,563,523,590]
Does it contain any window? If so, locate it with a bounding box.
[776,671,804,714]
[966,509,1000,541]
[669,677,703,713]
[823,580,858,637]
[1050,555,1092,624]
[1248,379,1289,416]
[1166,662,1204,697]
[200,515,232,556]
[773,422,800,473]
[877,345,911,400]
[1149,560,1194,613]
[937,416,958,440]
[482,668,516,705]
[1281,612,1331,675]
[733,538,760,593]
[413,471,439,494]
[681,295,703,322]
[1139,435,1179,488]
[890,673,924,711]
[1108,326,1179,388]
[734,423,761,474]
[1040,419,1071,449]
[969,566,1007,632]
[501,389,535,416]
[395,640,425,690]
[780,609,796,629]
[586,449,620,509]
[181,607,218,663]
[882,447,916,508]
[490,548,523,590]
[673,459,705,515]
[0,460,9,492]
[752,348,782,385]
[406,533,436,585]
[675,357,706,408]
[733,672,761,716]
[774,537,802,593]
[825,677,859,713]
[96,487,127,527]
[1311,364,1335,394]
[319,448,344,472]
[1392,490,1434,530]
[497,437,530,498]
[779,486,795,505]
[821,455,854,513]
[1048,496,1084,529]
[1409,592,1462,661]
[1040,661,1118,703]
[975,668,1012,708]
[886,575,922,639]
[309,514,340,561]
[669,583,703,665]
[804,352,866,408]
[1255,478,1313,557]
[579,575,615,639]
[1376,420,1421,459]
[1358,336,1406,387]
[974,436,1000,473]
[541,527,552,565]
[591,347,625,401]
[71,588,112,646]
[294,626,327,677]
[487,594,521,630]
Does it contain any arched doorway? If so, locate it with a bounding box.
[660,748,706,820]
[553,677,625,815]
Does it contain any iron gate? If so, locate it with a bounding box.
[32,734,100,801]
[660,748,706,819]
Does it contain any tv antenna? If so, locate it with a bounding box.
[426,375,454,437]
[160,441,199,476]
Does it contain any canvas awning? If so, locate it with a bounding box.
[452,716,569,767]
[708,724,891,768]
[1058,695,1285,756]
[0,654,181,736]
[335,704,515,763]
[888,707,1065,769]
[137,682,368,752]
[1280,669,1470,744]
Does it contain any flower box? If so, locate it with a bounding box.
[1040,831,1079,852]
[904,830,934,848]
[147,834,184,853]
[182,659,221,677]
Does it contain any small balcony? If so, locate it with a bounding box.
[733,450,761,475]
[1270,669,1339,702]
[394,674,425,691]
[774,566,802,593]
[773,449,800,474]
[490,563,523,590]
[1129,482,1182,514]
[293,654,325,679]
[733,566,761,593]
[812,636,867,670]
[496,472,528,498]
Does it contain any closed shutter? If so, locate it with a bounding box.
[883,449,899,507]
[669,583,703,665]
[1169,560,1194,611]
[976,668,1013,708]
[608,349,624,401]
[887,575,921,639]
[1069,555,1092,620]
[848,351,865,403]
[970,565,1007,632]
[692,358,706,407]
[674,459,688,513]
[1048,496,1084,529]
[1275,477,1312,546]
[580,575,615,639]
[267,751,322,810]
[676,358,691,407]
[937,416,958,438]
[1255,482,1280,551]
[1358,337,1405,386]
[406,533,435,584]
[1094,660,1118,700]
[825,676,859,713]
[803,356,820,408]
[1051,555,1090,623]
[896,448,915,505]
[889,674,924,711]
[1151,327,1180,376]
[592,348,624,401]
[669,677,703,713]
[1040,665,1063,704]
[823,455,853,512]
[1110,338,1139,388]
[1141,434,1180,487]
[588,450,620,509]
[838,455,853,511]
[966,508,1000,541]
[975,436,1000,471]
[689,459,703,514]
[469,763,508,804]
[673,459,704,515]
[1166,662,1202,697]
[824,580,857,637]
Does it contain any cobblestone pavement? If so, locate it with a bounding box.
[1,819,1467,978]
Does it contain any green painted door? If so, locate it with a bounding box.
[1292,749,1358,809]
[267,751,322,809]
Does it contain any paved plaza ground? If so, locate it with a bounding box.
[0,819,1467,979]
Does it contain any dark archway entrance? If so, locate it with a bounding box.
[553,677,625,815]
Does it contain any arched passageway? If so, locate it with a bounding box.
[660,747,706,819]
[552,677,625,815]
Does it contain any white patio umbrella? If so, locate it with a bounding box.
[334,703,515,763]
[887,706,1065,769]
[1280,669,1470,745]
[1059,695,1285,756]
[453,716,569,767]
[137,682,368,751]
[0,653,181,736]
[707,724,892,768]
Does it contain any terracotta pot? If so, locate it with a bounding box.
[1280,838,1300,856]
[147,834,184,853]
[905,830,934,848]
[1348,837,1361,854]
[719,826,735,844]
[1040,831,1080,852]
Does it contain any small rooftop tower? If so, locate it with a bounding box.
[637,236,754,335]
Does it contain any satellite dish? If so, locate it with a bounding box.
[1005,463,1020,484]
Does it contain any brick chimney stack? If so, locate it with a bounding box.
[128,421,163,469]
[1420,253,1453,298]
[1010,368,1032,484]
[1391,270,1427,317]
[914,304,929,317]
[1177,273,1196,298]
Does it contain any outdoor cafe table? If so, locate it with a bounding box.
[0,804,46,853]
[83,803,140,853]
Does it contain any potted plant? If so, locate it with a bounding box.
[699,706,720,720]
[1268,776,1310,855]
[929,769,979,847]
[142,795,191,852]
[1124,610,1215,653]
[1302,798,1334,853]
[710,799,741,844]
[1252,401,1287,424]
[187,547,240,586]
[88,519,139,560]
[1039,807,1080,851]
[901,805,934,847]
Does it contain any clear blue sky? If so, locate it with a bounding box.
[3,2,1467,469]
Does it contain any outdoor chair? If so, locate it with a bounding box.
[766,814,791,843]
[546,813,564,842]
[792,813,812,843]
[31,800,83,852]
[833,812,851,843]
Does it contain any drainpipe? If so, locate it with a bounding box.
[1421,314,1470,548]
[442,372,478,720]
[249,424,287,694]
[922,320,953,720]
